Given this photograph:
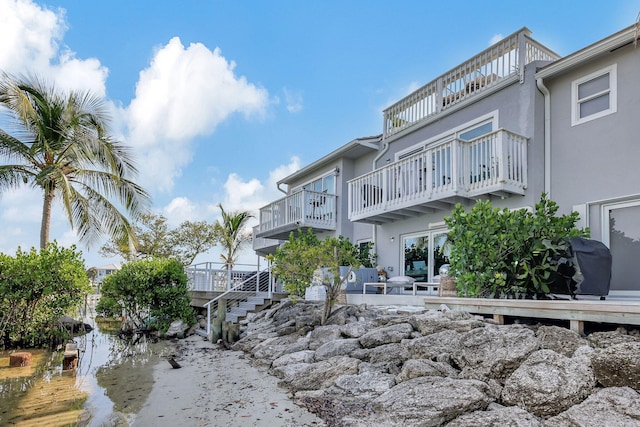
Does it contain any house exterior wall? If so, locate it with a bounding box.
[545,44,640,215]
[373,64,548,277]
[542,39,640,294]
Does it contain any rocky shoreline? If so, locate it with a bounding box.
[232,299,640,426]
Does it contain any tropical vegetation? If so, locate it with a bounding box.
[98,258,195,333]
[269,230,365,324]
[444,194,589,298]
[99,212,217,265]
[214,203,253,269]
[0,72,150,249]
[0,242,90,349]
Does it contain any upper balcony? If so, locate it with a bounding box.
[383,28,559,140]
[255,190,337,240]
[348,129,528,224]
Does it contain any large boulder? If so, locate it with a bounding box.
[395,359,459,383]
[326,371,396,400]
[587,329,640,349]
[536,325,587,357]
[358,322,414,348]
[408,310,484,335]
[270,350,316,369]
[446,404,542,426]
[544,387,640,426]
[591,342,640,391]
[314,338,361,361]
[278,356,361,391]
[250,334,308,364]
[501,349,596,417]
[308,325,343,350]
[453,325,539,383]
[402,329,463,361]
[347,376,493,426]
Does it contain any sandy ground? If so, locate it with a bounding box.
[131,335,325,427]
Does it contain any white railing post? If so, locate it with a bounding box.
[497,131,506,184]
[517,31,527,83]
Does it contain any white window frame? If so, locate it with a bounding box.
[293,169,338,194]
[571,64,617,127]
[400,228,449,283]
[395,110,499,161]
[601,198,640,296]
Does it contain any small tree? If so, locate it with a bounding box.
[99,258,194,333]
[214,204,253,269]
[269,230,360,324]
[315,237,359,324]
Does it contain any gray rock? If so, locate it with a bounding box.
[402,329,463,361]
[536,325,587,357]
[356,376,493,426]
[409,310,484,335]
[308,325,343,350]
[544,387,640,426]
[327,371,396,400]
[592,342,640,391]
[395,359,459,383]
[446,405,542,426]
[270,362,310,380]
[587,329,640,349]
[278,356,361,391]
[250,334,304,363]
[340,321,372,338]
[271,350,316,369]
[315,338,361,361]
[165,320,187,338]
[501,349,596,417]
[358,322,414,348]
[454,325,539,383]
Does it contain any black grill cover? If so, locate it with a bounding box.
[569,237,612,296]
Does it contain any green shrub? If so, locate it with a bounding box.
[444,194,588,298]
[0,242,90,349]
[99,258,195,332]
[95,295,122,318]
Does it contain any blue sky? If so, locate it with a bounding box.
[1,0,639,268]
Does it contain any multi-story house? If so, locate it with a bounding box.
[536,24,640,298]
[254,24,639,298]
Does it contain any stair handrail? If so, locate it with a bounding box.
[203,267,274,336]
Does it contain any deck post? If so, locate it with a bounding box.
[493,314,505,325]
[570,319,584,335]
[211,299,227,342]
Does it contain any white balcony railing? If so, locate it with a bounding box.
[348,129,528,222]
[256,190,337,238]
[383,28,559,139]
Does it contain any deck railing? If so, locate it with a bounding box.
[256,189,337,236]
[383,28,559,139]
[186,262,268,292]
[348,129,528,220]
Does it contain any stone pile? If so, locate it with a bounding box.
[232,299,640,426]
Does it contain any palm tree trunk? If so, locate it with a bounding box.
[40,190,54,248]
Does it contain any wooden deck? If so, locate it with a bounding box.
[424,296,640,334]
[347,293,640,334]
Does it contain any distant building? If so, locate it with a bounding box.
[94,263,121,289]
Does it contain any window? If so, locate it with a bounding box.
[298,170,338,194]
[402,230,449,283]
[571,64,617,126]
[602,200,640,294]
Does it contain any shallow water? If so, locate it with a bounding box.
[0,303,173,426]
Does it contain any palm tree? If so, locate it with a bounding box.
[0,72,150,249]
[214,203,253,269]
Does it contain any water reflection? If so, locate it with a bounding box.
[0,309,172,426]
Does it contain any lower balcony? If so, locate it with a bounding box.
[255,190,337,240]
[348,129,528,224]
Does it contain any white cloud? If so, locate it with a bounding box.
[283,87,303,113]
[126,37,270,192]
[163,197,199,225]
[0,0,108,97]
[490,34,504,46]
